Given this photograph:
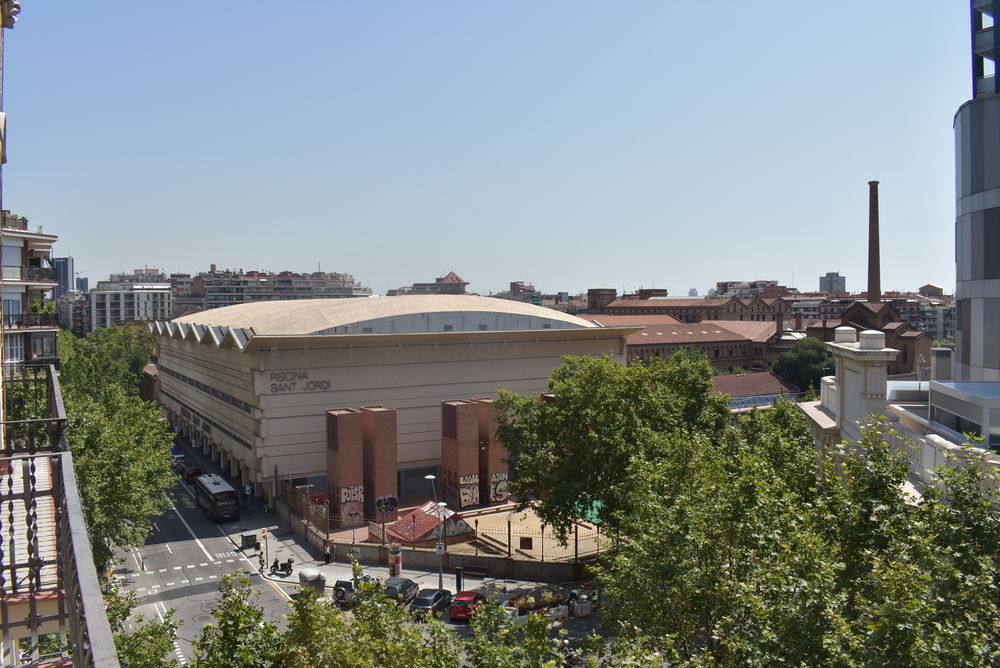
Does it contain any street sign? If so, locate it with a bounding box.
[435,542,445,555]
[375,495,399,513]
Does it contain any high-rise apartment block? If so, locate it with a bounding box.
[51,256,73,299]
[819,271,846,294]
[955,0,1000,380]
[192,266,371,310]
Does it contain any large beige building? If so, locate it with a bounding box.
[151,295,632,499]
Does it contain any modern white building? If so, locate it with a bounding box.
[87,282,173,332]
[151,295,633,500]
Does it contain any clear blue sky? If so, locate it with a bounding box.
[2,2,971,296]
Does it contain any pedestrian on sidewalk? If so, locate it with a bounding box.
[323,542,332,565]
[244,483,252,504]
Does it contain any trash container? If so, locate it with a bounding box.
[240,531,259,550]
[298,568,326,596]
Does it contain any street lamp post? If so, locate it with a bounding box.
[424,474,447,590]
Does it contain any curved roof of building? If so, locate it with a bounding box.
[171,295,595,335]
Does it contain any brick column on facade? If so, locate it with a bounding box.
[471,398,509,505]
[326,408,365,528]
[441,399,481,509]
[361,405,398,522]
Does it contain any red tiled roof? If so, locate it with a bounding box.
[804,319,845,329]
[701,320,776,343]
[436,271,468,285]
[882,321,906,330]
[712,371,799,397]
[589,314,683,326]
[386,501,456,543]
[606,298,730,308]
[627,324,746,345]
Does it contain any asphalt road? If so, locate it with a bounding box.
[118,479,291,665]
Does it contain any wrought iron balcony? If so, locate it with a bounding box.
[2,313,59,330]
[1,364,119,666]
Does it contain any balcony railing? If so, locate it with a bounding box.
[1,364,119,666]
[0,267,56,284]
[2,313,59,330]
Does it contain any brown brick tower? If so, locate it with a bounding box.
[361,405,398,521]
[867,180,881,303]
[472,398,509,504]
[441,400,481,509]
[326,408,365,526]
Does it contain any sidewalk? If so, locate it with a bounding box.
[173,436,549,597]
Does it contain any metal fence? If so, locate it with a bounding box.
[277,478,606,563]
[0,363,119,667]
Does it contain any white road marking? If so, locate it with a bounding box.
[174,566,182,571]
[159,568,167,573]
[195,577,203,582]
[165,543,173,554]
[209,575,218,580]
[168,492,214,562]
[153,522,160,532]
[199,562,207,567]
[166,582,175,586]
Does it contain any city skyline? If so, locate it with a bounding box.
[2,2,968,296]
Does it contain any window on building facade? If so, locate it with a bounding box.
[3,333,24,362]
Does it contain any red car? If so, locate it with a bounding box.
[181,466,203,483]
[448,591,486,621]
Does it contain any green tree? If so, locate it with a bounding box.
[772,336,834,391]
[465,599,562,668]
[105,586,179,667]
[192,573,283,668]
[59,326,155,398]
[66,387,175,567]
[495,351,729,539]
[56,326,173,567]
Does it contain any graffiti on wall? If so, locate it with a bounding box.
[490,472,509,503]
[458,473,479,508]
[339,484,364,518]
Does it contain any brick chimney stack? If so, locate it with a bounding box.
[867,180,880,304]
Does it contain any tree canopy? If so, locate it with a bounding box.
[495,351,1000,665]
[495,350,730,539]
[772,335,834,391]
[58,326,174,567]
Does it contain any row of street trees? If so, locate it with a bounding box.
[55,327,180,663]
[496,351,1000,665]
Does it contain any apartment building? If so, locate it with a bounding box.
[86,282,173,332]
[0,210,59,366]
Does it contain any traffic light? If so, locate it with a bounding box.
[261,528,268,539]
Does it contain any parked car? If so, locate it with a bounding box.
[382,576,419,606]
[171,455,187,473]
[181,466,202,483]
[448,591,486,621]
[409,588,452,620]
[332,575,376,605]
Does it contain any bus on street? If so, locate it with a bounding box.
[192,474,239,522]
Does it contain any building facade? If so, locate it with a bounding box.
[955,0,1000,380]
[1,210,59,366]
[51,256,73,299]
[819,271,846,294]
[150,296,631,501]
[87,283,173,332]
[191,267,371,310]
